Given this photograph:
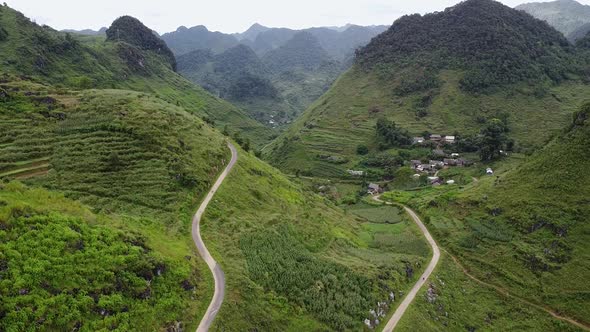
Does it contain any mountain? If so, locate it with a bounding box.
[106,15,177,71]
[568,21,590,41]
[62,27,107,36]
[262,31,336,72]
[267,0,590,178]
[234,22,270,41]
[516,0,590,38]
[161,25,239,55]
[177,36,342,125]
[177,44,284,123]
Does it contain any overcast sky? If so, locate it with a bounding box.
[7,0,589,34]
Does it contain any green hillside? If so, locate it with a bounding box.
[391,103,590,329]
[202,150,431,331]
[0,4,271,146]
[266,0,590,178]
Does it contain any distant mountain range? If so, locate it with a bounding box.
[177,31,343,125]
[170,22,386,125]
[162,22,388,60]
[516,0,590,41]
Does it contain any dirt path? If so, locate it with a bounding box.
[191,142,238,332]
[445,251,590,331]
[372,195,441,332]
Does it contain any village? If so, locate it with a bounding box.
[347,133,495,194]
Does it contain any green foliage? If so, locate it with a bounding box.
[356,144,369,155]
[240,225,373,330]
[479,118,509,161]
[0,183,202,331]
[357,0,575,92]
[376,118,412,148]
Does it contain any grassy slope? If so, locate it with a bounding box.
[267,66,590,177]
[201,150,431,331]
[0,182,211,331]
[385,111,590,329]
[0,81,229,330]
[0,5,271,146]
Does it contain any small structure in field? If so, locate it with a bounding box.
[451,153,460,158]
[413,137,425,144]
[430,134,442,142]
[444,135,456,144]
[446,180,456,185]
[347,170,365,176]
[430,160,444,168]
[368,183,381,195]
[486,168,494,175]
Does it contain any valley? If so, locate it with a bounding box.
[2,0,590,331]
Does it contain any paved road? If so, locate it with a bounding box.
[191,142,238,332]
[372,196,441,332]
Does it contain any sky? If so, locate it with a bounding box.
[7,0,590,34]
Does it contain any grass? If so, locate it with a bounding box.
[382,110,590,329]
[199,150,431,331]
[266,65,590,177]
[395,254,582,332]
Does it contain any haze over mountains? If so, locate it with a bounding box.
[517,0,590,41]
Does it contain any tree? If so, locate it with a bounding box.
[375,118,412,148]
[479,118,508,161]
[356,145,369,155]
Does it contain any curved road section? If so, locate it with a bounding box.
[373,196,441,331]
[191,142,238,332]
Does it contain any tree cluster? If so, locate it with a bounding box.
[375,118,412,148]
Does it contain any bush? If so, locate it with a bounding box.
[356,144,369,155]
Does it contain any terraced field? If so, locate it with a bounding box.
[0,84,228,225]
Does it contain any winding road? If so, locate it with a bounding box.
[191,142,238,332]
[372,195,441,332]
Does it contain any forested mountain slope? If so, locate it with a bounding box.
[267,0,590,177]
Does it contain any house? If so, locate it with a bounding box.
[427,176,440,183]
[444,136,456,144]
[451,153,460,158]
[368,183,381,195]
[421,164,434,172]
[413,137,425,144]
[486,168,494,175]
[430,160,444,168]
[458,158,473,167]
[444,158,458,166]
[410,160,422,169]
[430,134,442,141]
[347,170,365,176]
